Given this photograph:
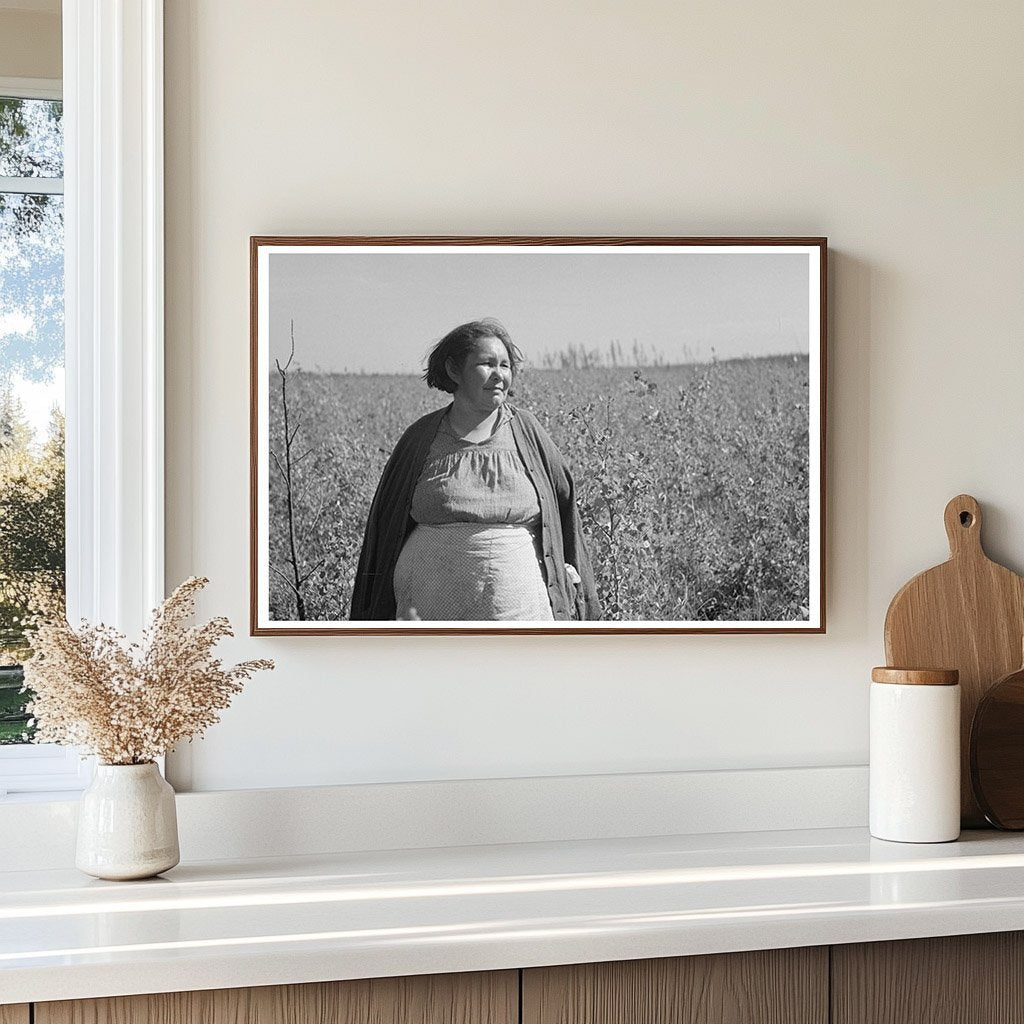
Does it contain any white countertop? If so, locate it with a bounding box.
[4,826,1024,1005]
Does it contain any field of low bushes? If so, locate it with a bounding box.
[268,355,810,623]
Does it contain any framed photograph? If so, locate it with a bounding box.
[250,236,826,635]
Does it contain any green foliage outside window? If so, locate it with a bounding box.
[0,95,66,744]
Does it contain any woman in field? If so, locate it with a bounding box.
[350,319,600,622]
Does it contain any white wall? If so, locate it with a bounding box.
[163,0,1024,792]
[0,8,61,80]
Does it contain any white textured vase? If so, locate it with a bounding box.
[76,762,180,880]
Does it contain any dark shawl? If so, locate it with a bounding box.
[349,405,601,621]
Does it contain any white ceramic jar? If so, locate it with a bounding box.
[76,762,180,880]
[870,667,961,843]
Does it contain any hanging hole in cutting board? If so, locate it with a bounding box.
[960,511,974,527]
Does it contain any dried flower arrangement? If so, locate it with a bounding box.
[22,577,273,765]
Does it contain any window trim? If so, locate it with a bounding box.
[0,1,165,796]
[63,0,165,635]
[0,744,92,795]
[0,176,64,195]
[0,76,61,101]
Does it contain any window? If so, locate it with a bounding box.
[0,86,65,737]
[0,81,80,795]
[0,0,166,800]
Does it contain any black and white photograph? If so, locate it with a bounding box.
[250,237,825,634]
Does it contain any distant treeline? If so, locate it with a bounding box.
[289,347,805,377]
[535,341,807,371]
[537,339,683,370]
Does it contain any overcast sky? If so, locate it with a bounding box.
[267,250,811,374]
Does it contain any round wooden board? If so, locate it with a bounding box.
[971,663,1024,829]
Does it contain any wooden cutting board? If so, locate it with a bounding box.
[884,494,1024,827]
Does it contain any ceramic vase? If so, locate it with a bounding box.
[76,762,180,880]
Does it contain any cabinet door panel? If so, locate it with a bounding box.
[0,1006,30,1024]
[36,970,518,1024]
[832,932,1024,1024]
[523,948,828,1024]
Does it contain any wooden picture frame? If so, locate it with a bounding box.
[250,236,826,635]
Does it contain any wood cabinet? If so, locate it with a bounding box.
[13,933,1024,1024]
[34,972,517,1024]
[522,947,828,1024]
[832,932,1024,1024]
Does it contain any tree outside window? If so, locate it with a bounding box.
[0,94,65,744]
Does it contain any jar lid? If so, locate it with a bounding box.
[871,667,959,686]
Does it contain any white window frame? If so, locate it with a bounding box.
[0,1,164,797]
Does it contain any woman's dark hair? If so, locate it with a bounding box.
[423,318,523,394]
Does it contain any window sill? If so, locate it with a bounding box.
[0,790,84,804]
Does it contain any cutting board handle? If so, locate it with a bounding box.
[944,494,983,559]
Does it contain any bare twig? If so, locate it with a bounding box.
[269,564,300,597]
[273,320,307,619]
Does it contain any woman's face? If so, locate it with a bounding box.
[448,336,513,412]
